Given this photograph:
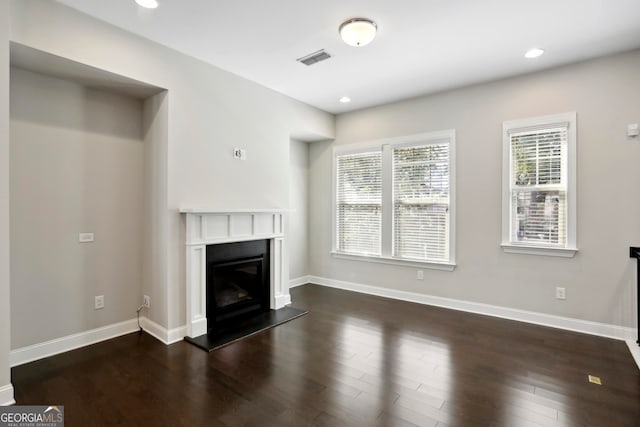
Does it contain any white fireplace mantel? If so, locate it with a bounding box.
[181,209,291,338]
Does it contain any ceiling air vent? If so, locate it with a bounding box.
[297,49,331,66]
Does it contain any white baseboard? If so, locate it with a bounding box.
[275,294,292,309]
[10,317,188,367]
[140,317,187,345]
[10,319,139,367]
[308,275,637,341]
[626,340,640,371]
[0,384,15,406]
[289,275,311,288]
[189,318,207,339]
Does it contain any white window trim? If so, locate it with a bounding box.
[330,251,456,271]
[332,130,456,270]
[501,112,578,257]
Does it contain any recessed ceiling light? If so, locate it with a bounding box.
[135,0,158,9]
[525,48,545,59]
[339,96,351,103]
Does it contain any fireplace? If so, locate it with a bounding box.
[206,239,270,334]
[181,209,292,339]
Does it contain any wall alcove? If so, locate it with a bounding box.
[9,42,168,355]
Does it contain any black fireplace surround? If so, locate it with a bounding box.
[206,239,270,335]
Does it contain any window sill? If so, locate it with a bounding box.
[501,243,578,258]
[331,251,456,271]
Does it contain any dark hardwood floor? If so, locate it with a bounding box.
[12,284,640,426]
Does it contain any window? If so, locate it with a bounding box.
[336,151,382,256]
[393,144,450,262]
[502,112,577,257]
[333,130,455,270]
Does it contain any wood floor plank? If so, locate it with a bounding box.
[11,284,640,426]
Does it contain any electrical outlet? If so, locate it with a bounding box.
[143,295,150,308]
[555,287,566,300]
[95,295,105,310]
[416,270,424,280]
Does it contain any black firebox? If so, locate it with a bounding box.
[206,239,270,335]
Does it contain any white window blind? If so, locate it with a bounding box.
[393,144,450,262]
[336,151,382,256]
[509,126,567,246]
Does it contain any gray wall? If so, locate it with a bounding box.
[8,0,334,335]
[10,68,145,349]
[141,92,169,330]
[309,49,640,327]
[0,0,12,403]
[289,139,309,280]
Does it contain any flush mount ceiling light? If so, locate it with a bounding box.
[339,18,377,47]
[135,0,158,9]
[339,96,351,103]
[525,48,545,59]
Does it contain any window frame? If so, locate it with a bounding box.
[332,130,456,271]
[501,112,578,257]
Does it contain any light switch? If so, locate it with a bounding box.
[628,123,639,138]
[79,232,94,243]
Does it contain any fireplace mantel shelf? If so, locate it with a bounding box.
[180,208,291,214]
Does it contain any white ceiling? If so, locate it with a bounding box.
[55,0,640,114]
